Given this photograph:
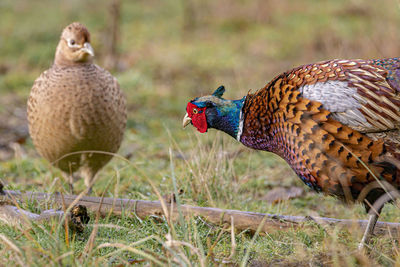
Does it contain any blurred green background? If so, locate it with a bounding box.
[1,0,400,265]
[1,0,400,197]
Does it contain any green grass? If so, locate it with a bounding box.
[1,0,400,265]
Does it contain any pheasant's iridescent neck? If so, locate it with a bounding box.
[208,98,246,139]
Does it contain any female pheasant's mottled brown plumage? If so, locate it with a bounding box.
[27,22,127,193]
[184,57,400,248]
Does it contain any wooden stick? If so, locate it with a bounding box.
[2,190,399,236]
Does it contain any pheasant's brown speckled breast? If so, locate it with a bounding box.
[27,64,127,174]
[240,59,400,201]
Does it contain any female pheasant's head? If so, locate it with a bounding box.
[55,22,95,65]
[183,86,246,139]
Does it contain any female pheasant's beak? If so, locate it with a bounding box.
[182,113,191,128]
[81,42,94,57]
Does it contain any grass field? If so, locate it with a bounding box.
[1,0,400,265]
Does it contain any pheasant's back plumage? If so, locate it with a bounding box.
[239,58,400,203]
[27,63,127,176]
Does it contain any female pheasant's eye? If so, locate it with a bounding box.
[68,39,76,47]
[193,108,198,114]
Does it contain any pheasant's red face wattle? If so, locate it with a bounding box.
[186,102,207,133]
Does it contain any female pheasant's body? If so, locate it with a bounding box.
[183,57,400,249]
[29,64,126,177]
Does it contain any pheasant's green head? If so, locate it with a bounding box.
[183,86,245,139]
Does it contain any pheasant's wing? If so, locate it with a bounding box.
[289,58,400,134]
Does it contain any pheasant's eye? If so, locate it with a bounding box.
[192,108,198,114]
[67,39,77,47]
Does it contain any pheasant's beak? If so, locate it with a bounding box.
[182,113,191,128]
[81,42,94,57]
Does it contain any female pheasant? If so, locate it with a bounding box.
[183,57,400,249]
[28,22,127,194]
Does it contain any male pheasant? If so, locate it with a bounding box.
[183,57,400,249]
[27,22,127,194]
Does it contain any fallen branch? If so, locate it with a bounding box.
[1,190,399,236]
[0,201,90,233]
